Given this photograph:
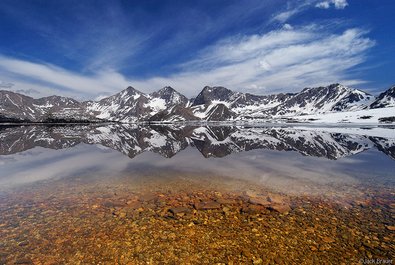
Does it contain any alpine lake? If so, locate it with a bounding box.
[0,123,394,264]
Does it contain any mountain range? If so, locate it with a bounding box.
[0,83,394,123]
[0,124,393,160]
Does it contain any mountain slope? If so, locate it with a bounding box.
[370,86,395,108]
[0,90,95,122]
[0,90,37,121]
[270,84,375,117]
[1,83,395,123]
[86,86,189,122]
[85,86,150,123]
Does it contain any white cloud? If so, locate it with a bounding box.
[0,80,14,88]
[130,27,374,96]
[273,9,301,23]
[271,0,317,23]
[282,23,294,30]
[15,88,40,95]
[0,56,132,99]
[316,0,348,9]
[316,2,331,9]
[0,25,374,99]
[333,0,348,9]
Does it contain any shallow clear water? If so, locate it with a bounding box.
[0,124,394,264]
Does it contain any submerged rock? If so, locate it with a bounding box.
[268,204,291,214]
[194,201,221,210]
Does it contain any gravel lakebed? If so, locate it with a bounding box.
[0,174,394,264]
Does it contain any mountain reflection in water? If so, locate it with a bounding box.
[0,124,394,160]
[0,124,394,195]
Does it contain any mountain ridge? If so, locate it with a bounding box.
[0,83,394,123]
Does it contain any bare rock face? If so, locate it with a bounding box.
[192,86,237,106]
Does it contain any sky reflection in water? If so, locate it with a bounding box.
[0,124,394,197]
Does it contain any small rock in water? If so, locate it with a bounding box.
[14,258,33,264]
[169,207,191,215]
[241,205,266,214]
[216,198,237,205]
[249,197,271,206]
[268,204,291,214]
[267,194,285,204]
[385,225,395,231]
[118,211,127,218]
[18,241,29,247]
[138,193,157,202]
[322,236,335,243]
[194,201,221,210]
[222,207,230,213]
[102,201,125,208]
[244,190,259,198]
[126,201,142,209]
[252,257,263,264]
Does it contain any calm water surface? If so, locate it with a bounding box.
[0,124,394,264]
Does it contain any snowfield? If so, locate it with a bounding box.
[286,107,395,125]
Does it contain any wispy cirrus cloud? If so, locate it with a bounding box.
[129,26,375,96]
[0,0,153,73]
[0,56,131,99]
[0,25,374,98]
[272,0,317,23]
[272,0,349,23]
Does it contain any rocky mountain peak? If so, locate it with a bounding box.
[152,86,177,97]
[35,95,80,107]
[150,86,188,107]
[124,86,143,95]
[192,86,236,106]
[370,85,395,108]
[301,83,344,94]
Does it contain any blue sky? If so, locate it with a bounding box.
[0,0,394,99]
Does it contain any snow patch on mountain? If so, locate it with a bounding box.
[289,106,395,124]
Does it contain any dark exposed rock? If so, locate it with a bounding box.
[192,86,236,106]
[370,86,395,108]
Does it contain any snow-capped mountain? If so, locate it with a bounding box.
[85,86,188,123]
[85,86,149,123]
[269,84,375,117]
[0,90,37,121]
[167,84,378,121]
[1,83,394,123]
[0,124,393,160]
[370,86,395,109]
[149,86,188,108]
[190,86,238,120]
[0,90,95,122]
